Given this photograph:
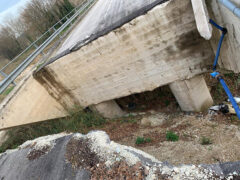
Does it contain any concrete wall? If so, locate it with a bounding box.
[37,0,214,109]
[208,0,240,73]
[0,75,67,130]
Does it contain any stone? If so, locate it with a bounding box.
[91,100,125,119]
[141,113,168,127]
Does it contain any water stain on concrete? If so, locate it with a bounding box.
[34,68,81,110]
[176,30,203,51]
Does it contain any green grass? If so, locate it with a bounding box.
[231,115,239,122]
[200,136,212,145]
[224,72,234,78]
[166,131,179,142]
[2,86,14,96]
[0,109,106,153]
[135,137,151,145]
[0,86,15,103]
[120,114,137,124]
[36,62,45,71]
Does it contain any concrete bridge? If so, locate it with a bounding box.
[0,0,239,130]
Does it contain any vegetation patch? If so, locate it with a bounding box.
[200,137,212,145]
[0,109,106,153]
[166,131,179,142]
[135,137,151,145]
[0,86,15,103]
[205,72,240,104]
[0,108,140,153]
[2,86,14,96]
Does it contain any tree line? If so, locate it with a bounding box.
[0,0,76,60]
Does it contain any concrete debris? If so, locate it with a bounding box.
[0,131,239,179]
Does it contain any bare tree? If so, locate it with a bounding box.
[0,0,75,60]
[0,25,23,59]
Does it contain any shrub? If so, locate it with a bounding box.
[145,138,151,143]
[201,137,212,145]
[166,131,179,142]
[135,137,151,145]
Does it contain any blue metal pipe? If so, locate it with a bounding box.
[218,0,240,18]
[219,78,240,119]
[213,34,225,71]
[211,72,240,119]
[209,20,240,119]
[209,19,227,71]
[209,19,224,31]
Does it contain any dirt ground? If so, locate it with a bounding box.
[101,111,240,166]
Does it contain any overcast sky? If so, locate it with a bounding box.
[0,0,30,25]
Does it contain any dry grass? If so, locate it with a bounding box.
[117,112,240,165]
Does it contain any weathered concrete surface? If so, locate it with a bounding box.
[0,0,216,129]
[208,0,240,73]
[191,0,212,40]
[38,0,214,111]
[0,131,239,179]
[0,75,67,130]
[56,0,170,55]
[169,75,213,112]
[90,100,126,119]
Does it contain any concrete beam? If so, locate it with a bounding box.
[169,75,213,112]
[191,0,212,40]
[90,100,125,119]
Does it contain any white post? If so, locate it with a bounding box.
[191,0,213,40]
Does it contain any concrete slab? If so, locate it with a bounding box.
[56,0,170,56]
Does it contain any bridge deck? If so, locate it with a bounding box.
[54,0,170,61]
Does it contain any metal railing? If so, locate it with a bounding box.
[0,0,96,94]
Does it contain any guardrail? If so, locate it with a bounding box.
[0,0,96,94]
